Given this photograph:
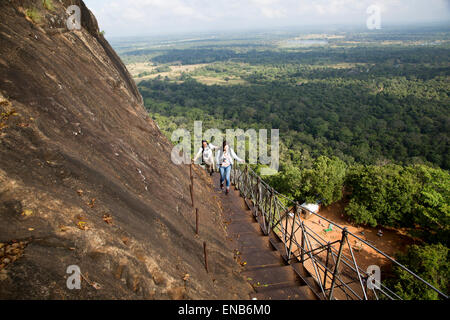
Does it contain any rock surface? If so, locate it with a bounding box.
[0,0,252,299]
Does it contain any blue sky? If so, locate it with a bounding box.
[84,0,450,37]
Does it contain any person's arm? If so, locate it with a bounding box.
[209,143,218,150]
[193,148,202,162]
[230,148,244,163]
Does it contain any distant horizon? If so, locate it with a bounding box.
[105,21,450,41]
[84,0,450,39]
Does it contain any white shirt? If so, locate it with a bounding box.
[194,143,217,165]
[216,147,243,167]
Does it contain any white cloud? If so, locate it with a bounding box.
[260,7,286,18]
[84,0,450,37]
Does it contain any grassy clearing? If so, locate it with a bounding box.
[42,0,54,11]
[193,76,247,86]
[129,63,210,83]
[25,8,41,23]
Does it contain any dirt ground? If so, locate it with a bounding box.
[274,200,419,299]
[300,199,417,273]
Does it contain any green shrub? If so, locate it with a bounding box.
[265,164,303,200]
[344,164,418,227]
[42,0,54,11]
[300,156,347,206]
[409,165,450,243]
[390,243,449,300]
[265,156,346,206]
[26,8,41,23]
[344,164,449,241]
[345,200,377,227]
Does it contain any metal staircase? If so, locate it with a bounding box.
[227,164,448,300]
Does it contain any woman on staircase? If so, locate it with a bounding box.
[216,141,244,195]
[193,140,218,176]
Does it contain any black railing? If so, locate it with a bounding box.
[231,163,448,300]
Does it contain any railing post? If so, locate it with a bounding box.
[203,241,209,273]
[323,241,331,289]
[300,221,305,264]
[190,163,195,208]
[244,165,249,199]
[328,227,348,300]
[287,202,299,261]
[260,185,268,235]
[345,235,369,300]
[256,176,261,218]
[233,160,238,189]
[267,188,274,233]
[284,207,290,246]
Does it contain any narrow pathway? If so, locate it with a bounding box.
[214,173,319,300]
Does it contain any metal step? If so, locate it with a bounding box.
[268,237,288,261]
[242,265,300,288]
[239,247,286,270]
[291,263,323,299]
[227,220,264,235]
[232,232,272,251]
[290,262,310,278]
[268,234,323,299]
[250,284,319,300]
[218,181,320,300]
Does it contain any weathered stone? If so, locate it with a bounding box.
[0,0,252,300]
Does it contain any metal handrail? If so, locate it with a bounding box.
[231,163,448,300]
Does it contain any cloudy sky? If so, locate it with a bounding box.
[84,0,450,37]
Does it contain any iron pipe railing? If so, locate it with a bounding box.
[231,163,448,300]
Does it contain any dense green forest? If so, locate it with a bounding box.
[139,45,449,169]
[118,31,450,299]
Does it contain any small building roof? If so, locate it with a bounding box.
[300,202,320,213]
